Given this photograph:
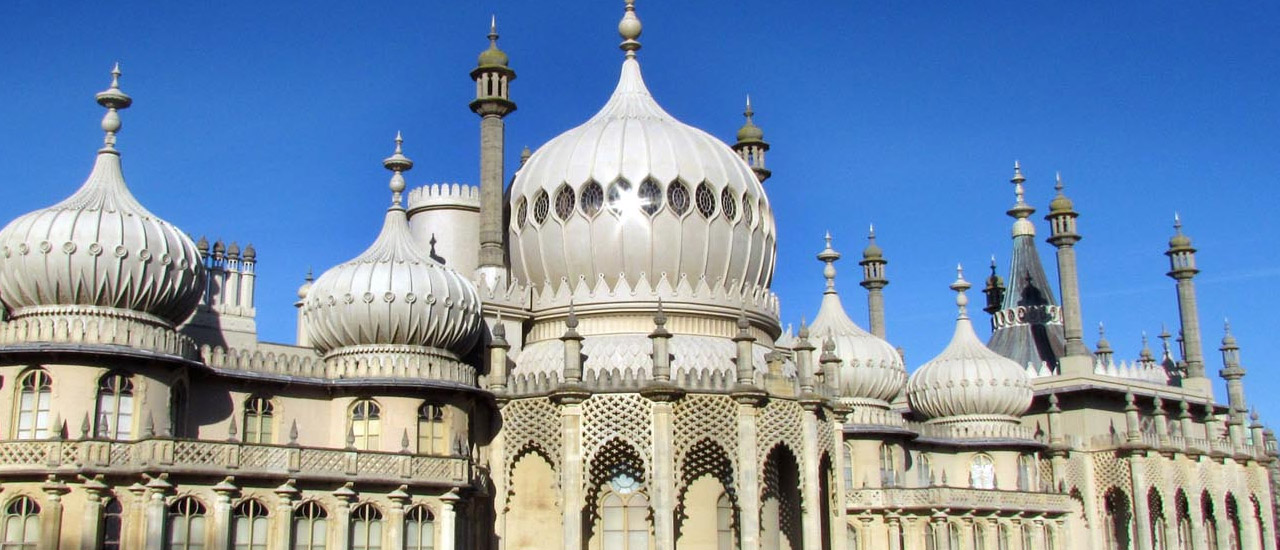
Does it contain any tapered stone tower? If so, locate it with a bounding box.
[471,17,516,285]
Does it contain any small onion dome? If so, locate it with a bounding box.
[477,16,509,67]
[243,243,256,261]
[1048,173,1074,214]
[862,224,884,260]
[0,65,205,327]
[907,266,1032,423]
[808,234,905,407]
[736,96,765,143]
[1168,214,1192,249]
[296,269,314,301]
[303,137,482,360]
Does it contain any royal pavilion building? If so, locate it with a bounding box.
[0,2,1274,550]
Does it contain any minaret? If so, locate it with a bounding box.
[1094,323,1113,367]
[732,95,771,183]
[1045,172,1092,375]
[982,256,1005,315]
[1165,214,1210,397]
[471,16,516,283]
[1219,321,1247,421]
[858,225,888,338]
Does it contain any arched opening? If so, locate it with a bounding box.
[1251,495,1267,550]
[1103,487,1132,550]
[675,439,737,550]
[13,369,52,439]
[417,403,447,455]
[587,438,650,550]
[233,499,269,550]
[1,496,40,549]
[878,444,898,488]
[1204,492,1220,550]
[405,505,435,550]
[348,399,381,451]
[350,503,383,550]
[1016,454,1035,491]
[242,396,274,444]
[292,501,328,550]
[1149,488,1167,550]
[166,496,207,550]
[969,454,995,489]
[95,372,134,439]
[1176,490,1192,550]
[916,452,932,488]
[101,497,123,550]
[1225,493,1241,550]
[762,445,803,550]
[169,381,188,438]
[505,450,562,550]
[819,454,833,550]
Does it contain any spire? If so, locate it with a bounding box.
[733,94,771,182]
[1138,331,1155,365]
[619,0,642,57]
[982,255,1005,314]
[1045,171,1088,363]
[382,132,414,207]
[1165,213,1206,390]
[1095,323,1113,365]
[95,63,132,153]
[818,231,840,294]
[1007,161,1036,235]
[477,15,509,68]
[858,225,889,339]
[471,14,517,278]
[951,264,971,320]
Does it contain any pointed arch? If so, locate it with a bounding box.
[404,505,435,550]
[292,500,329,550]
[586,438,649,545]
[232,498,269,550]
[762,444,803,550]
[674,438,737,546]
[166,496,207,550]
[1,496,40,549]
[1102,487,1132,550]
[12,368,52,439]
[1148,488,1168,550]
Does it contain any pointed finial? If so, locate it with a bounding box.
[289,420,299,445]
[95,63,133,151]
[744,95,754,120]
[565,301,579,330]
[989,255,998,272]
[489,14,498,42]
[1054,171,1063,191]
[818,232,840,293]
[383,132,413,207]
[305,267,314,283]
[619,0,642,56]
[654,298,667,327]
[1174,212,1182,231]
[797,316,810,340]
[951,264,971,319]
[520,145,532,165]
[1012,160,1024,183]
[868,223,876,239]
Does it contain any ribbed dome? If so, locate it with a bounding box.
[508,55,776,309]
[303,141,482,360]
[808,236,904,407]
[907,269,1032,423]
[0,68,204,327]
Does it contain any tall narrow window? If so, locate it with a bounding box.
[417,403,447,455]
[404,506,435,550]
[970,454,995,489]
[95,373,134,439]
[716,493,734,550]
[638,179,663,216]
[1104,488,1132,550]
[166,497,207,550]
[879,445,897,487]
[170,383,188,438]
[916,453,932,487]
[13,369,52,440]
[350,399,381,451]
[1149,490,1167,550]
[350,503,383,550]
[1017,454,1034,491]
[601,476,650,550]
[1204,492,1220,550]
[1226,494,1241,550]
[1,496,40,550]
[101,498,123,550]
[243,397,274,444]
[232,499,269,550]
[1177,491,1192,550]
[842,444,854,491]
[292,501,327,550]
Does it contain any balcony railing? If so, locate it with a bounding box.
[846,487,1074,515]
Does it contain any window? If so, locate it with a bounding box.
[742,194,754,226]
[916,453,932,487]
[170,383,188,438]
[292,501,328,550]
[720,187,737,221]
[606,180,634,216]
[1203,492,1219,550]
[1226,494,1242,550]
[638,179,663,216]
[716,493,734,550]
[970,455,995,489]
[879,445,897,487]
[243,397,274,444]
[417,403,447,455]
[350,503,383,550]
[842,444,854,491]
[13,369,51,440]
[580,181,604,217]
[101,498,123,550]
[1177,491,1192,550]
[601,475,650,550]
[1103,488,1132,550]
[1,497,40,550]
[166,497,207,550]
[532,190,549,224]
[350,399,381,451]
[405,505,435,550]
[233,499,269,550]
[1016,454,1034,491]
[1149,490,1167,550]
[667,181,690,215]
[695,182,716,218]
[95,373,134,439]
[515,198,528,229]
[554,185,575,221]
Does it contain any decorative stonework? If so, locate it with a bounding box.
[757,399,804,483]
[0,308,199,360]
[500,398,563,479]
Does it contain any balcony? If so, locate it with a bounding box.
[845,487,1075,515]
[0,438,471,488]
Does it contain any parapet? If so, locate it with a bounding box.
[406,183,481,213]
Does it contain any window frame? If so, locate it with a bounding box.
[12,369,52,440]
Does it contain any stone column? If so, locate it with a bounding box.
[1129,456,1153,550]
[144,475,173,550]
[210,477,238,550]
[439,491,460,550]
[886,516,903,550]
[79,476,110,550]
[332,483,356,550]
[734,397,764,550]
[40,476,69,550]
[555,396,587,550]
[387,486,410,550]
[125,483,147,550]
[651,399,676,550]
[1044,179,1089,365]
[477,114,507,273]
[273,480,299,550]
[799,405,822,550]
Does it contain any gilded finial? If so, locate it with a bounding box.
[619,0,642,56]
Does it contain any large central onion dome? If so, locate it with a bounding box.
[0,66,205,328]
[508,2,776,321]
[907,267,1033,424]
[303,137,482,378]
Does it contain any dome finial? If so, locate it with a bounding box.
[619,0,642,57]
[95,63,133,152]
[951,264,971,319]
[489,14,498,42]
[383,132,414,207]
[818,231,840,293]
[744,95,754,121]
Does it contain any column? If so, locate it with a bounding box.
[439,491,459,550]
[1129,457,1153,550]
[79,477,109,550]
[735,399,763,550]
[40,476,69,550]
[387,486,410,550]
[273,480,299,550]
[799,407,822,550]
[886,517,903,550]
[210,477,238,550]
[332,484,356,550]
[125,483,147,550]
[558,398,586,550]
[651,399,676,550]
[144,475,173,550]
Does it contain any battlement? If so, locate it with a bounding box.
[407,183,481,212]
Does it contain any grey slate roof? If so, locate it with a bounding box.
[986,233,1066,371]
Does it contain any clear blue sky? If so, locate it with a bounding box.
[3,2,1278,415]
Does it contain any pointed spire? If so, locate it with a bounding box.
[1007,161,1035,234]
[982,255,1005,314]
[1138,331,1155,363]
[818,231,841,294]
[383,132,414,207]
[95,63,132,152]
[489,14,498,42]
[618,0,642,56]
[951,264,971,320]
[1095,323,1112,354]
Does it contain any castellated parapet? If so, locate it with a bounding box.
[406,183,481,276]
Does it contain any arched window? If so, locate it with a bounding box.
[1149,489,1167,550]
[716,493,734,550]
[606,180,633,217]
[878,445,897,487]
[842,444,854,492]
[101,498,123,550]
[666,181,690,216]
[417,403,447,455]
[95,373,134,439]
[1020,524,1034,550]
[243,397,274,444]
[232,499,269,550]
[292,501,328,550]
[1016,454,1034,491]
[170,382,188,438]
[554,185,576,221]
[350,503,383,550]
[349,399,381,451]
[1,496,40,549]
[580,181,604,218]
[1252,495,1267,550]
[638,179,663,216]
[695,182,716,218]
[1176,491,1192,550]
[916,453,932,487]
[515,198,528,229]
[1225,494,1241,550]
[1103,488,1132,550]
[601,475,650,550]
[166,497,207,550]
[1204,492,1220,550]
[404,505,435,550]
[970,454,995,489]
[13,369,52,440]
[532,190,549,224]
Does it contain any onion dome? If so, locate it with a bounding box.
[508,0,776,320]
[907,266,1033,424]
[0,65,205,328]
[808,234,905,408]
[861,225,884,261]
[296,269,314,301]
[736,96,765,143]
[1048,172,1074,214]
[303,135,482,367]
[1168,213,1192,249]
[477,16,509,68]
[243,243,256,261]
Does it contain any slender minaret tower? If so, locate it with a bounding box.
[858,225,888,338]
[1045,172,1092,375]
[1165,214,1210,397]
[732,95,771,183]
[471,16,516,284]
[1219,321,1247,421]
[982,256,1004,315]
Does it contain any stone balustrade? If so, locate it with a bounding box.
[0,310,200,360]
[0,438,470,488]
[845,487,1074,515]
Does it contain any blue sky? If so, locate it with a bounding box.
[2,2,1278,415]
